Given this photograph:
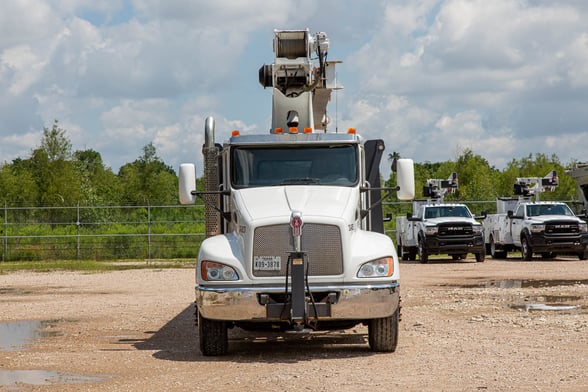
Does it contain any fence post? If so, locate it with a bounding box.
[2,202,6,262]
[148,204,151,260]
[76,202,80,260]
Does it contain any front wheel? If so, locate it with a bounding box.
[198,311,228,356]
[521,235,533,261]
[475,247,486,262]
[418,238,428,264]
[368,308,399,352]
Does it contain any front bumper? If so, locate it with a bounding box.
[529,233,588,252]
[196,282,399,321]
[424,234,485,255]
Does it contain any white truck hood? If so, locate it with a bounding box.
[529,215,583,224]
[424,217,479,225]
[234,186,356,222]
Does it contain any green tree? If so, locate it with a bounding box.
[118,142,178,205]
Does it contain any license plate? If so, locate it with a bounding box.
[254,256,281,271]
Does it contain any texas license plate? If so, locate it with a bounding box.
[254,256,281,271]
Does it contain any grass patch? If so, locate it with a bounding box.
[0,259,195,273]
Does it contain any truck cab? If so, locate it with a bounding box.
[508,201,587,260]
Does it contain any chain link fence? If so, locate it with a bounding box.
[1,204,205,262]
[2,200,580,262]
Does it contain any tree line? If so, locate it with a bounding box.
[0,121,582,209]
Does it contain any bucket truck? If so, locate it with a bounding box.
[179,29,415,355]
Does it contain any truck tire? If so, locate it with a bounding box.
[418,238,428,264]
[368,308,399,352]
[475,248,485,263]
[408,247,417,261]
[521,234,533,261]
[579,251,587,261]
[198,311,228,356]
[490,235,507,259]
[398,241,409,261]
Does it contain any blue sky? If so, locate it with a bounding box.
[1,0,588,179]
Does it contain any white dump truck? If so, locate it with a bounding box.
[482,171,588,260]
[179,29,415,355]
[396,173,486,263]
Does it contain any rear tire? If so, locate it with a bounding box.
[198,311,228,356]
[368,308,399,352]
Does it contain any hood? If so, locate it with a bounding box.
[529,215,583,224]
[234,186,356,222]
[424,216,479,225]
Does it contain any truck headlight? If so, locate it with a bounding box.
[472,225,483,233]
[530,224,545,233]
[201,261,239,281]
[580,223,587,233]
[357,257,393,278]
[424,226,438,235]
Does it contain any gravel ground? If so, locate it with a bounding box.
[1,256,587,391]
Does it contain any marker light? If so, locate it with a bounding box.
[289,127,299,134]
[303,127,312,133]
[231,130,240,137]
[347,128,356,134]
[275,128,283,134]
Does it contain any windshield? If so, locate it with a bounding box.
[424,206,472,219]
[526,204,574,217]
[231,145,358,188]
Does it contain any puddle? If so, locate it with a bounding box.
[447,279,588,289]
[0,370,108,390]
[0,320,60,352]
[510,303,581,312]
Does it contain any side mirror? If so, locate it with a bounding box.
[395,159,415,200]
[476,211,487,220]
[179,163,197,205]
[383,213,392,222]
[507,210,514,218]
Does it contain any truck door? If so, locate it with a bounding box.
[510,204,525,246]
[364,139,385,234]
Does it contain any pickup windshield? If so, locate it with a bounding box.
[231,145,358,188]
[526,204,574,217]
[424,206,472,219]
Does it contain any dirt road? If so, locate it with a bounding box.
[1,257,587,391]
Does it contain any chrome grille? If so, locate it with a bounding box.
[253,223,343,277]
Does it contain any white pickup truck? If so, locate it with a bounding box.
[483,172,588,260]
[396,174,485,263]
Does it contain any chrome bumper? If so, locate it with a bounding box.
[196,283,400,321]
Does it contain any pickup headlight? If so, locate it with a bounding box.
[357,257,394,278]
[530,224,545,233]
[472,225,483,233]
[424,226,438,235]
[580,223,587,233]
[201,261,239,281]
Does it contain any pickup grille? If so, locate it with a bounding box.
[253,223,343,277]
[545,221,580,234]
[438,223,473,236]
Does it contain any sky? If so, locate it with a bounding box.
[1,0,588,179]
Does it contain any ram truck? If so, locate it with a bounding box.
[396,174,485,263]
[483,172,588,260]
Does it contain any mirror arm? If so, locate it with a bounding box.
[193,190,232,222]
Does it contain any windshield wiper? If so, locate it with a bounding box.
[279,177,321,185]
